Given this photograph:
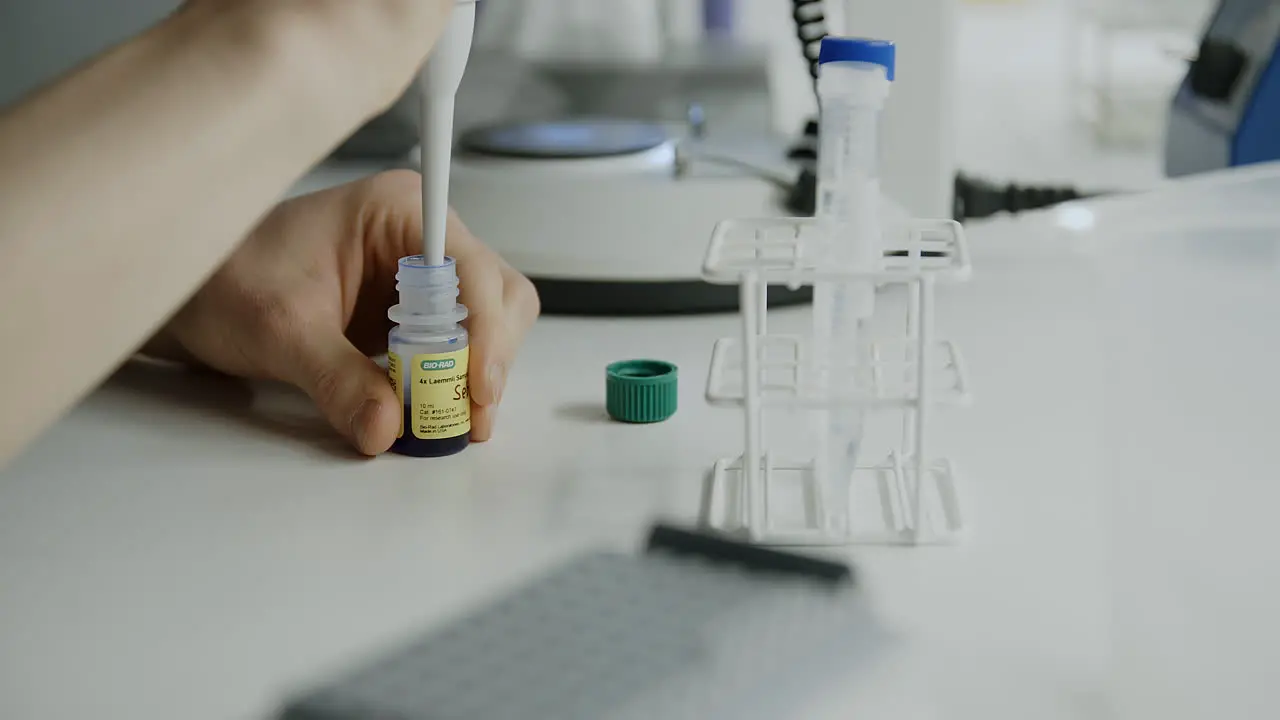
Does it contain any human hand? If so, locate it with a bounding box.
[144,170,540,454]
[0,0,475,468]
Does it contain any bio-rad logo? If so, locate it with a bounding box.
[420,358,456,371]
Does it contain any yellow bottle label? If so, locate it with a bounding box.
[408,347,470,440]
[387,351,403,439]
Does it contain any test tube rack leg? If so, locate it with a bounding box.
[699,217,973,546]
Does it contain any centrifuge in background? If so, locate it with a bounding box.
[438,0,959,315]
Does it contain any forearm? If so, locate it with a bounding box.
[0,4,410,466]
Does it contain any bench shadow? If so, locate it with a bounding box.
[105,359,361,461]
[552,402,611,424]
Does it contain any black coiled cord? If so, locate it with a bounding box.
[781,0,1101,221]
[792,0,828,86]
[785,0,826,165]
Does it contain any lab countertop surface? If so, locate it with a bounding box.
[5,166,1280,720]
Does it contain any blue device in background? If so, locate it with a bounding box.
[1166,0,1280,176]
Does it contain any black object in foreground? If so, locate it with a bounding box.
[280,524,885,720]
[645,524,853,586]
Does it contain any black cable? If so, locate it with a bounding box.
[783,0,1105,222]
[792,0,828,88]
[952,173,1098,221]
[785,0,826,165]
[784,167,819,215]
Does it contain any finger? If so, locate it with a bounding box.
[499,263,541,358]
[350,178,507,411]
[280,326,401,455]
[447,211,513,411]
[344,170,434,355]
[470,403,496,443]
[461,267,539,443]
[330,171,505,445]
[480,264,541,403]
[344,173,540,438]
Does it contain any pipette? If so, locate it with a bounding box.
[419,0,478,267]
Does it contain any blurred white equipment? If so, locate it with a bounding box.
[448,0,797,314]
[443,0,959,314]
[699,36,972,547]
[830,0,959,220]
[1068,0,1214,147]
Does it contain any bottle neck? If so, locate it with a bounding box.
[387,255,469,330]
[397,318,462,333]
[392,318,466,348]
[400,286,458,315]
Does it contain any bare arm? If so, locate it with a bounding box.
[0,1,453,467]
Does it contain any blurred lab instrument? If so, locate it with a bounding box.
[0,0,960,315]
[445,0,803,315]
[444,0,959,315]
[1165,0,1280,177]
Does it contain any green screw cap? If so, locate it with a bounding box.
[606,359,678,423]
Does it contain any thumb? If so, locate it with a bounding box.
[284,330,401,456]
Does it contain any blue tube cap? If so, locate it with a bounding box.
[818,37,896,81]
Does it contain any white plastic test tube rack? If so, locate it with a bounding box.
[699,215,973,546]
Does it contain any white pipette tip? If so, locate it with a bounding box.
[419,0,478,268]
[420,89,452,268]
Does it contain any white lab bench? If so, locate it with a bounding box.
[3,164,1280,720]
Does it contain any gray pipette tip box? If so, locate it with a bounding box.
[279,524,888,720]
